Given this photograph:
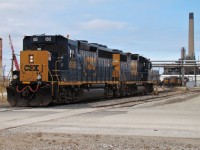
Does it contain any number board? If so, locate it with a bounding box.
[31,36,55,43]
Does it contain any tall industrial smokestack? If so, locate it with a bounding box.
[188,12,194,59]
[0,38,2,76]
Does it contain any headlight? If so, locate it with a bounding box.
[13,75,18,80]
[37,75,42,80]
[29,55,34,63]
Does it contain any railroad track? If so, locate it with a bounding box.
[88,88,200,109]
[0,106,29,112]
[0,88,199,132]
[1,88,200,112]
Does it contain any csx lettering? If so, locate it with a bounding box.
[24,65,39,71]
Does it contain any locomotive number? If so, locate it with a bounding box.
[33,37,38,42]
[45,37,51,41]
[24,65,39,71]
[69,61,76,69]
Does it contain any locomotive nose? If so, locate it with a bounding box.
[20,50,49,82]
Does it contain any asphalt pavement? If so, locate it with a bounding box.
[0,94,200,138]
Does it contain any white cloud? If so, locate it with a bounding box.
[81,19,127,31]
[0,2,18,10]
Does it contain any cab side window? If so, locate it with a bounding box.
[69,44,75,58]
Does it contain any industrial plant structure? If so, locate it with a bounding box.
[151,12,200,87]
[162,12,200,76]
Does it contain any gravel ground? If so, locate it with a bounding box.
[0,131,200,150]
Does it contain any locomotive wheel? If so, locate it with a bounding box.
[113,89,120,98]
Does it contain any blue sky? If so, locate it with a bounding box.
[0,0,200,74]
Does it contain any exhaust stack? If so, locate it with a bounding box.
[188,12,195,59]
[181,47,186,60]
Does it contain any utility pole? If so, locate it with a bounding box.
[181,59,185,86]
[194,63,197,87]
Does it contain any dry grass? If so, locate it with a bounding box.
[0,84,7,104]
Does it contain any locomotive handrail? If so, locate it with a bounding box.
[48,67,54,95]
[51,69,61,97]
[54,59,62,84]
[52,70,60,82]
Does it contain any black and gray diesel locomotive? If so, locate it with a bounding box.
[7,35,154,106]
